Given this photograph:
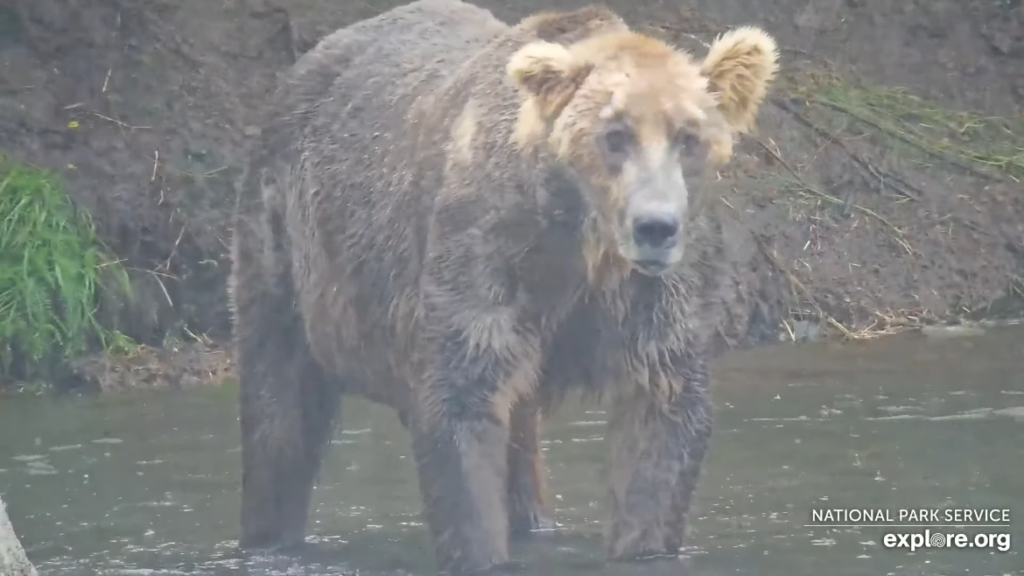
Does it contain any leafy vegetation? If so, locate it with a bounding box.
[0,156,134,382]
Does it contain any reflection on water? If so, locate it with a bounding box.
[1,325,1022,575]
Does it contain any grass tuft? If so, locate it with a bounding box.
[810,80,1024,182]
[0,155,134,381]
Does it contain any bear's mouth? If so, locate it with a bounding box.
[632,259,671,276]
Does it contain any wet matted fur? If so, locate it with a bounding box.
[229,0,778,572]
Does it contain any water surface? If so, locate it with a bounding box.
[2,325,1022,575]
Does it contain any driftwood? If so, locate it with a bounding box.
[0,495,38,576]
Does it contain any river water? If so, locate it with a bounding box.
[1,326,1022,575]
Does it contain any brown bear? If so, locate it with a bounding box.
[228,0,779,573]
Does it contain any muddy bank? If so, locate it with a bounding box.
[66,340,235,393]
[1,0,298,345]
[0,0,1022,389]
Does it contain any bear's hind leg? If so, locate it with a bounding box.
[233,206,342,550]
[507,399,556,537]
[237,298,341,551]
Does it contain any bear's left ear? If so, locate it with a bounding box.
[507,41,593,120]
[699,26,779,135]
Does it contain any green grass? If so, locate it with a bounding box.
[0,156,134,381]
[810,81,1024,182]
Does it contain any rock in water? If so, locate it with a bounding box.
[0,496,38,576]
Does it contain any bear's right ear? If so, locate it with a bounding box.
[507,41,592,120]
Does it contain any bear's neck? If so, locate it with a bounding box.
[539,163,633,293]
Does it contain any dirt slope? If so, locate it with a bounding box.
[0,0,1021,382]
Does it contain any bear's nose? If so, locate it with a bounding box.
[632,214,680,249]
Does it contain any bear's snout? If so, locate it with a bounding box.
[632,212,680,250]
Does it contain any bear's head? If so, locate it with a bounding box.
[507,24,778,279]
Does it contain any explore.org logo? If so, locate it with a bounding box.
[881,529,1011,553]
[805,507,1013,553]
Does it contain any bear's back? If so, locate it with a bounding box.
[275,0,507,243]
[250,0,510,402]
[283,0,506,121]
[269,0,509,291]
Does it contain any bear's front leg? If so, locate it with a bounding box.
[604,354,713,561]
[409,311,541,574]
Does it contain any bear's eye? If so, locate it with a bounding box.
[676,132,701,154]
[603,127,631,156]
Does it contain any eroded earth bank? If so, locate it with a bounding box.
[0,0,1022,389]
